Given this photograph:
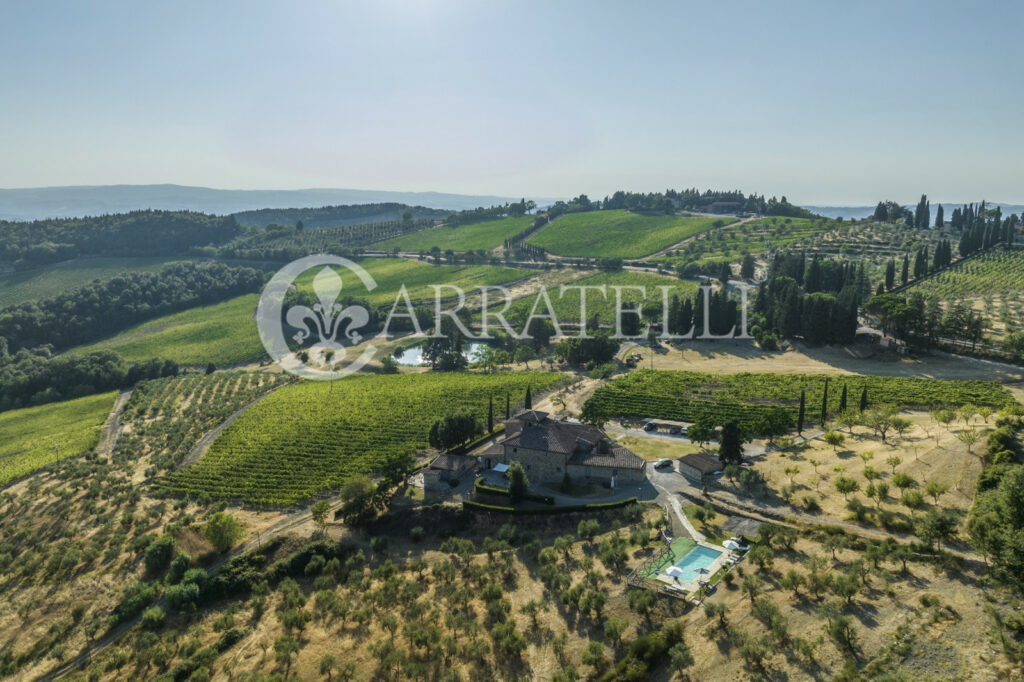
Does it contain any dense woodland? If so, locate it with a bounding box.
[0,262,267,352]
[0,346,179,411]
[232,202,448,230]
[0,211,242,270]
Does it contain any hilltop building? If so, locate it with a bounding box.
[480,410,646,486]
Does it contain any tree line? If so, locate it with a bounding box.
[863,291,987,349]
[0,345,179,412]
[0,262,267,352]
[232,202,448,230]
[544,189,817,219]
[0,210,242,270]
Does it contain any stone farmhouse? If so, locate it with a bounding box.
[480,410,646,486]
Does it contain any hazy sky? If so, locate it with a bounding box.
[1,1,1021,204]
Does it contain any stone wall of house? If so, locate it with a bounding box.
[486,446,567,483]
[567,464,646,484]
[678,462,704,485]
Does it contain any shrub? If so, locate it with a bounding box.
[141,606,165,629]
[144,536,176,575]
[203,512,244,553]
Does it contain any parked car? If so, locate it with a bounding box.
[668,425,681,435]
[643,422,657,432]
[654,458,673,469]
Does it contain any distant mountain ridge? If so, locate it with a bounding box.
[0,184,547,221]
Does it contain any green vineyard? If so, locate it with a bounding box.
[119,371,293,471]
[584,369,1016,433]
[905,248,1024,300]
[374,216,535,252]
[528,211,728,258]
[156,371,568,506]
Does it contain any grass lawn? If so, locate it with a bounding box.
[616,434,700,461]
[0,256,193,308]
[639,536,698,578]
[528,210,729,258]
[0,392,117,486]
[374,216,534,252]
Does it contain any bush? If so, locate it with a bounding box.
[141,606,165,629]
[203,512,244,553]
[166,582,200,612]
[144,536,176,575]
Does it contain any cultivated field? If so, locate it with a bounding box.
[658,217,833,270]
[528,211,728,258]
[903,248,1024,340]
[586,368,1015,433]
[506,269,699,326]
[0,391,117,486]
[158,372,569,505]
[119,371,293,473]
[295,258,536,307]
[73,294,268,366]
[374,216,535,252]
[71,261,535,366]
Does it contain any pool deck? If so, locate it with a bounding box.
[650,541,735,594]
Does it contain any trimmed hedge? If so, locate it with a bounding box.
[463,496,638,515]
[473,477,555,505]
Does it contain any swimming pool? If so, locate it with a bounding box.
[671,545,723,582]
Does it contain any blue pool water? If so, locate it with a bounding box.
[671,545,723,582]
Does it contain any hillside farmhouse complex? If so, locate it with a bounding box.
[480,410,647,486]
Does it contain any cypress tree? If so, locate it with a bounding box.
[525,386,532,409]
[821,379,829,426]
[487,395,494,434]
[859,387,868,411]
[935,204,944,227]
[505,392,510,419]
[900,254,909,285]
[718,420,745,466]
[839,384,848,412]
[797,389,806,435]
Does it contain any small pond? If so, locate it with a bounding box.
[392,342,489,366]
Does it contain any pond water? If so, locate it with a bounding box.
[392,342,489,366]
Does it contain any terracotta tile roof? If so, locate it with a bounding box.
[428,453,474,472]
[568,443,646,471]
[500,416,645,471]
[678,452,722,474]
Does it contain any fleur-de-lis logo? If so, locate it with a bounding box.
[286,267,370,348]
[256,255,378,380]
